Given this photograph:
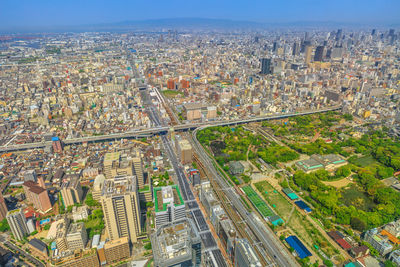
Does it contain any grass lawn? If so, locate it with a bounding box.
[85,218,101,230]
[162,90,183,98]
[352,155,377,167]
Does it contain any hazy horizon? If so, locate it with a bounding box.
[1,0,400,32]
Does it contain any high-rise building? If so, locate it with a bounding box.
[314,46,325,62]
[132,149,144,187]
[336,29,343,41]
[24,170,37,182]
[0,191,8,221]
[6,208,29,240]
[23,180,52,213]
[260,58,271,74]
[66,222,87,251]
[92,174,106,202]
[292,42,299,56]
[330,47,344,60]
[389,29,395,36]
[151,218,201,267]
[235,239,262,267]
[154,185,186,227]
[371,29,377,36]
[304,45,313,64]
[100,176,141,243]
[61,177,83,208]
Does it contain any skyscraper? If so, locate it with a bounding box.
[314,46,325,62]
[6,208,29,240]
[100,176,141,243]
[292,42,299,56]
[260,58,271,74]
[132,149,144,187]
[336,29,343,41]
[0,191,8,221]
[304,45,313,64]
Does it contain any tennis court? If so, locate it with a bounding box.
[242,186,274,218]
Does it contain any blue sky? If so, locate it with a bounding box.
[0,0,399,29]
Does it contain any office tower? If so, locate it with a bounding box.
[304,32,310,42]
[60,177,83,208]
[389,29,395,36]
[0,191,8,221]
[154,185,185,227]
[330,47,344,60]
[336,29,343,41]
[103,237,130,265]
[260,58,271,74]
[132,149,144,187]
[314,46,325,62]
[92,174,106,202]
[24,170,37,182]
[272,41,278,52]
[235,239,262,267]
[65,222,87,251]
[100,176,141,243]
[23,181,52,213]
[151,218,201,267]
[254,36,259,43]
[6,208,29,240]
[371,29,376,36]
[304,45,313,64]
[292,42,299,56]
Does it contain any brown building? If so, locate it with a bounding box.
[0,191,8,221]
[305,45,313,64]
[176,139,193,165]
[55,249,99,267]
[23,181,52,213]
[104,237,130,264]
[60,177,83,208]
[167,79,175,90]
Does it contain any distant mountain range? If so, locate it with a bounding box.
[1,18,398,33]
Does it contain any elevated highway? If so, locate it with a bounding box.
[0,106,340,153]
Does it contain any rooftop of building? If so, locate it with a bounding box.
[29,238,47,252]
[67,222,85,235]
[101,175,137,196]
[23,180,46,194]
[236,239,261,266]
[7,208,22,216]
[154,185,184,213]
[104,236,129,249]
[151,218,200,262]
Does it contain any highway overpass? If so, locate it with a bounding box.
[0,105,341,153]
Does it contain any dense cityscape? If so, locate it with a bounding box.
[0,7,400,267]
